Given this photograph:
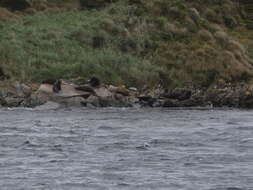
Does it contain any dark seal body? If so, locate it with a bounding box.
[53,80,62,93]
[88,77,100,88]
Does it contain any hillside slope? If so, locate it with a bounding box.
[0,0,252,88]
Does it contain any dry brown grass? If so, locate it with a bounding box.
[0,7,18,20]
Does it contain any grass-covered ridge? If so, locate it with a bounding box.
[0,0,253,88]
[0,9,161,87]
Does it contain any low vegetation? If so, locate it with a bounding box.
[0,0,252,88]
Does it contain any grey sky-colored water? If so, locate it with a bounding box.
[0,107,253,190]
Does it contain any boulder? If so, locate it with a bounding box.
[34,101,60,110]
[162,88,192,101]
[2,96,24,107]
[13,83,32,98]
[20,94,46,107]
[138,95,157,107]
[36,81,134,107]
[162,99,179,107]
[83,95,100,107]
[112,93,133,107]
[58,96,86,107]
[108,85,130,96]
[36,82,91,105]
[205,87,243,107]
[81,90,134,107]
[93,86,113,98]
[239,92,253,108]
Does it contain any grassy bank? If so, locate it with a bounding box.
[0,8,161,87]
[0,0,252,88]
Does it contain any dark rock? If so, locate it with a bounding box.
[3,96,24,107]
[0,91,6,105]
[113,93,133,107]
[83,95,100,107]
[152,98,165,107]
[138,95,153,102]
[163,89,206,107]
[162,99,179,107]
[179,98,202,107]
[138,96,157,107]
[20,95,46,108]
[239,91,253,108]
[205,88,241,107]
[0,90,26,107]
[0,87,42,107]
[162,88,192,101]
[98,97,115,107]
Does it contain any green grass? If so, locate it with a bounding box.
[0,0,253,88]
[0,7,161,87]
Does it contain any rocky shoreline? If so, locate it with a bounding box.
[1,79,253,109]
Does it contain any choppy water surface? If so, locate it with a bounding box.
[0,107,253,190]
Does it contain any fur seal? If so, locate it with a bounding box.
[88,77,100,88]
[53,80,62,93]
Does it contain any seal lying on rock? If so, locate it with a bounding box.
[75,77,100,94]
[53,80,61,93]
[88,77,100,88]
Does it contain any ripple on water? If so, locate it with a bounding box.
[0,108,253,190]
